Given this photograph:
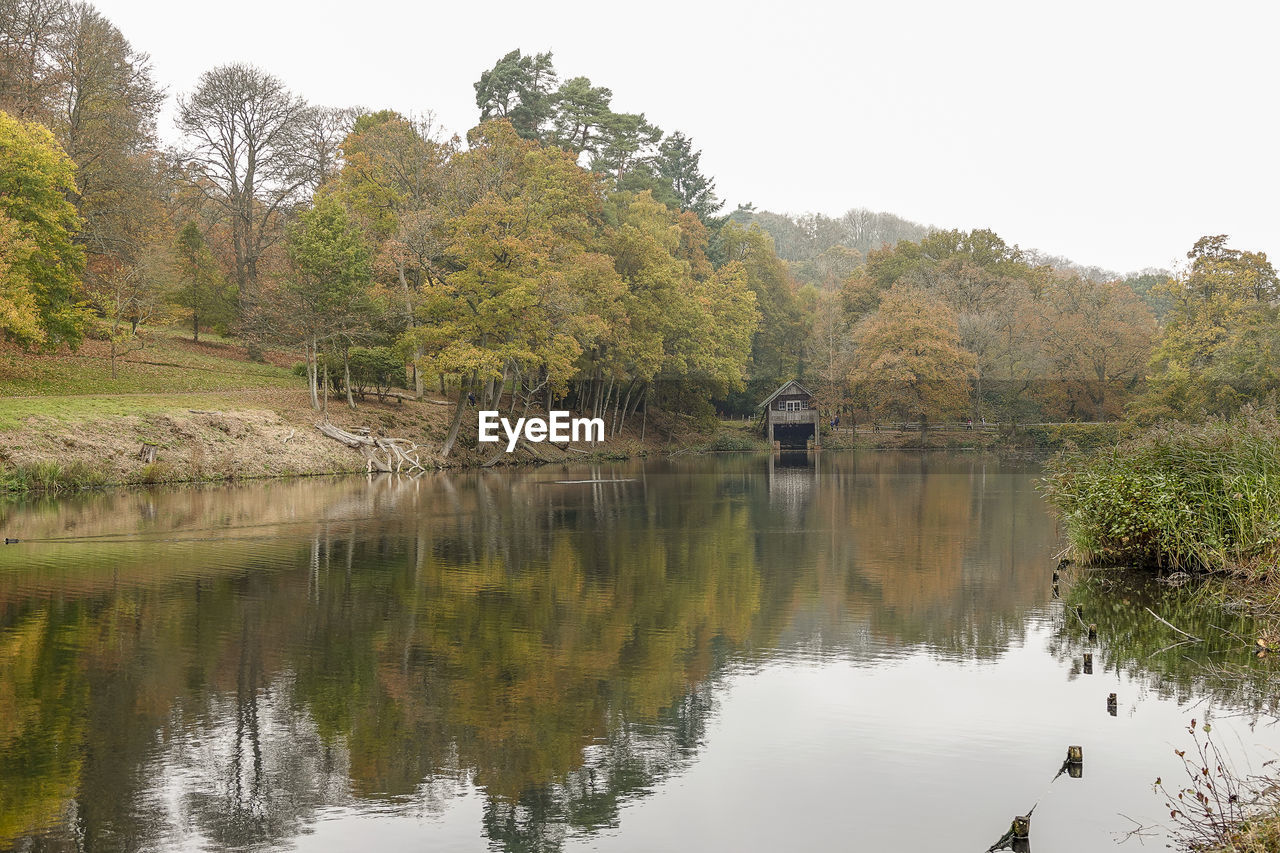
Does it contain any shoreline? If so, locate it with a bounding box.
[0,404,1116,497]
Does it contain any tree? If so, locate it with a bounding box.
[1135,235,1280,421]
[473,49,557,140]
[0,0,67,121]
[177,63,314,359]
[0,211,43,344]
[847,283,974,424]
[1,1,167,355]
[286,193,372,411]
[654,132,720,221]
[414,120,616,455]
[0,108,86,346]
[549,75,612,154]
[51,3,164,267]
[719,220,803,394]
[805,290,853,413]
[172,221,233,342]
[338,110,453,398]
[1039,278,1155,421]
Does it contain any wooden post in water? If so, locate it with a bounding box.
[1083,652,1093,674]
[1088,624,1097,642]
[1012,814,1031,839]
[1107,693,1117,716]
[1067,744,1084,778]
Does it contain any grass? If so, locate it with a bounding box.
[1042,407,1280,575]
[0,325,299,398]
[0,392,285,431]
[0,460,112,493]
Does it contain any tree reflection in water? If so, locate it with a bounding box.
[0,452,1062,851]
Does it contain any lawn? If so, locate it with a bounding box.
[0,326,302,398]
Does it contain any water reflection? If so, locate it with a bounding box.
[0,452,1248,852]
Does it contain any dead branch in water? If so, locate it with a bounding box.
[1146,606,1204,642]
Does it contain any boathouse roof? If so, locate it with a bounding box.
[757,379,814,409]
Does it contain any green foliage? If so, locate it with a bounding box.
[1043,408,1280,572]
[1016,422,1123,453]
[705,430,765,452]
[0,110,88,347]
[474,49,558,140]
[347,346,404,399]
[171,221,234,341]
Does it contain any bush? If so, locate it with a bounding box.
[706,431,765,452]
[1020,422,1123,453]
[1042,407,1280,573]
[348,347,404,400]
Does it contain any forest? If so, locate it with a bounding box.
[3,0,1279,456]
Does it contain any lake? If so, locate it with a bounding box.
[1,451,1277,852]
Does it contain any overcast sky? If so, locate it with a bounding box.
[95,0,1278,274]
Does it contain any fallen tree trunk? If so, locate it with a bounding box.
[315,422,430,474]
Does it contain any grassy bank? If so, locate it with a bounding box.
[0,328,719,494]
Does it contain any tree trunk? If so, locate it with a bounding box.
[441,373,474,458]
[322,362,329,420]
[640,386,648,441]
[344,348,355,410]
[308,336,320,410]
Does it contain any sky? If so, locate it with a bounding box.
[93,0,1280,274]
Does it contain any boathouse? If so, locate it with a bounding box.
[758,380,820,449]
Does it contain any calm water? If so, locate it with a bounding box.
[1,451,1278,852]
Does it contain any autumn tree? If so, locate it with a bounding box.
[0,108,86,346]
[0,0,67,120]
[1135,235,1280,421]
[719,220,804,395]
[51,4,164,266]
[1039,277,1155,421]
[338,110,453,397]
[847,283,974,425]
[413,121,619,454]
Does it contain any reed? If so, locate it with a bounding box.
[1042,407,1280,576]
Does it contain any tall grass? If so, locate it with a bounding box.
[1042,407,1280,574]
[0,460,112,494]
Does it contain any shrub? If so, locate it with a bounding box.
[707,431,764,452]
[348,347,404,400]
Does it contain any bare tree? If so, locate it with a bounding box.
[0,0,69,120]
[299,105,360,191]
[177,63,313,359]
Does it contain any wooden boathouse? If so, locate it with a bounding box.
[759,380,820,450]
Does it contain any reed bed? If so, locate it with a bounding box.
[1042,407,1280,576]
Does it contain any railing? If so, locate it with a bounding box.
[769,410,819,423]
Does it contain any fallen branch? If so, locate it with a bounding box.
[1145,606,1203,642]
[315,421,430,473]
